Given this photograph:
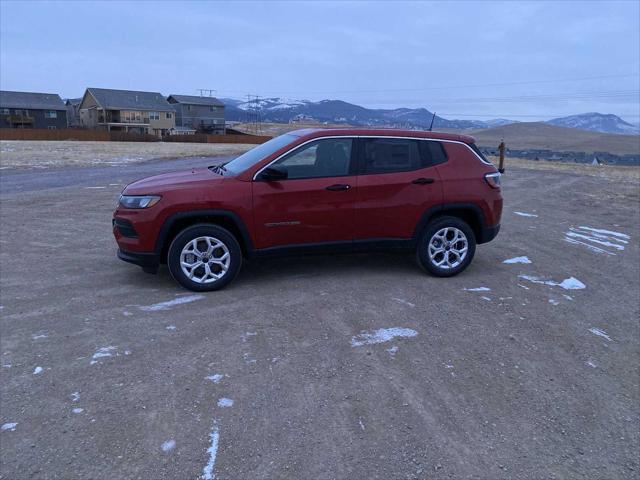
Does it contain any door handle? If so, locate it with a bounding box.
[412,177,435,185]
[326,184,351,191]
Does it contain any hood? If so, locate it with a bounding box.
[123,167,223,194]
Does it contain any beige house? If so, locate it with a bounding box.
[79,88,175,136]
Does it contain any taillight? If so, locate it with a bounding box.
[484,172,501,189]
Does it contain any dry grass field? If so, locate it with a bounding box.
[463,122,639,156]
[0,141,255,169]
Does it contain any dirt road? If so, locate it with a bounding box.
[1,158,638,479]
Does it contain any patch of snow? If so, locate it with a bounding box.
[391,298,415,307]
[481,296,492,301]
[386,345,398,356]
[206,374,224,384]
[589,327,612,341]
[139,295,204,311]
[161,439,176,452]
[503,256,531,264]
[33,366,43,375]
[358,419,365,431]
[514,211,538,218]
[518,275,585,290]
[1,422,17,431]
[563,294,574,301]
[241,332,257,342]
[351,327,418,347]
[586,360,597,368]
[71,392,80,402]
[90,346,117,365]
[577,226,629,239]
[548,299,560,306]
[202,422,220,480]
[463,287,491,292]
[72,408,84,414]
[565,231,624,250]
[32,334,48,340]
[564,237,613,255]
[166,325,177,331]
[217,398,233,408]
[564,226,630,255]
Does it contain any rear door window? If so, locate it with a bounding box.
[361,138,422,174]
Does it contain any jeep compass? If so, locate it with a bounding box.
[113,129,502,291]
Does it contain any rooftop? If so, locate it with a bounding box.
[167,94,225,107]
[0,90,66,110]
[85,88,173,111]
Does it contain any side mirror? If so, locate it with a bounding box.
[259,166,288,181]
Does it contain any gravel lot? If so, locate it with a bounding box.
[1,157,639,479]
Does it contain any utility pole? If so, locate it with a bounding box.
[197,89,217,97]
[245,94,262,134]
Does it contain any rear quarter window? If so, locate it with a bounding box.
[468,143,493,165]
[420,140,448,166]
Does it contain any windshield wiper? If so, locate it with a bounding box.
[208,163,227,175]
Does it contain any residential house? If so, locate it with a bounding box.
[79,88,175,136]
[0,90,67,129]
[167,95,225,134]
[65,98,82,127]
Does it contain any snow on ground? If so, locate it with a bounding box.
[351,327,418,347]
[0,141,255,169]
[518,275,586,290]
[564,226,630,255]
[503,256,532,264]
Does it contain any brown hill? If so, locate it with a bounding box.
[468,122,640,156]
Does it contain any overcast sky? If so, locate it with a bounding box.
[1,0,638,122]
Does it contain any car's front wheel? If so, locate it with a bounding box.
[416,216,476,277]
[167,224,242,291]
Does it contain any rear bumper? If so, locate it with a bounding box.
[117,249,160,274]
[478,223,500,244]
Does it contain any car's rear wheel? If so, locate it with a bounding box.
[416,216,476,277]
[167,224,242,291]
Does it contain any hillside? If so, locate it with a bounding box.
[223,97,637,135]
[469,122,640,156]
[547,113,639,135]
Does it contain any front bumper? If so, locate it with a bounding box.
[117,249,160,274]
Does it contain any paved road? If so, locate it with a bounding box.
[0,156,232,194]
[1,162,638,479]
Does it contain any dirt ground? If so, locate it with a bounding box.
[0,141,255,169]
[0,156,639,479]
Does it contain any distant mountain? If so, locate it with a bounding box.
[221,97,512,130]
[546,113,639,135]
[222,97,637,136]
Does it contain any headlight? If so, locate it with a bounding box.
[119,195,161,209]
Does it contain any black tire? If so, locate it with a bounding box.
[416,216,476,277]
[167,224,242,292]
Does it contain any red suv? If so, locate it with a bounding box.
[113,129,502,291]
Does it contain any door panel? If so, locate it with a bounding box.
[354,138,443,239]
[252,177,356,249]
[252,137,356,249]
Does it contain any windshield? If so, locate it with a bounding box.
[224,134,299,175]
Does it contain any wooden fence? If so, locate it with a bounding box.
[0,128,270,144]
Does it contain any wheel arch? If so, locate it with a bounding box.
[414,203,487,243]
[155,210,254,263]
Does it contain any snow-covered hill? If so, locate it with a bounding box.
[222,98,637,135]
[546,113,639,135]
